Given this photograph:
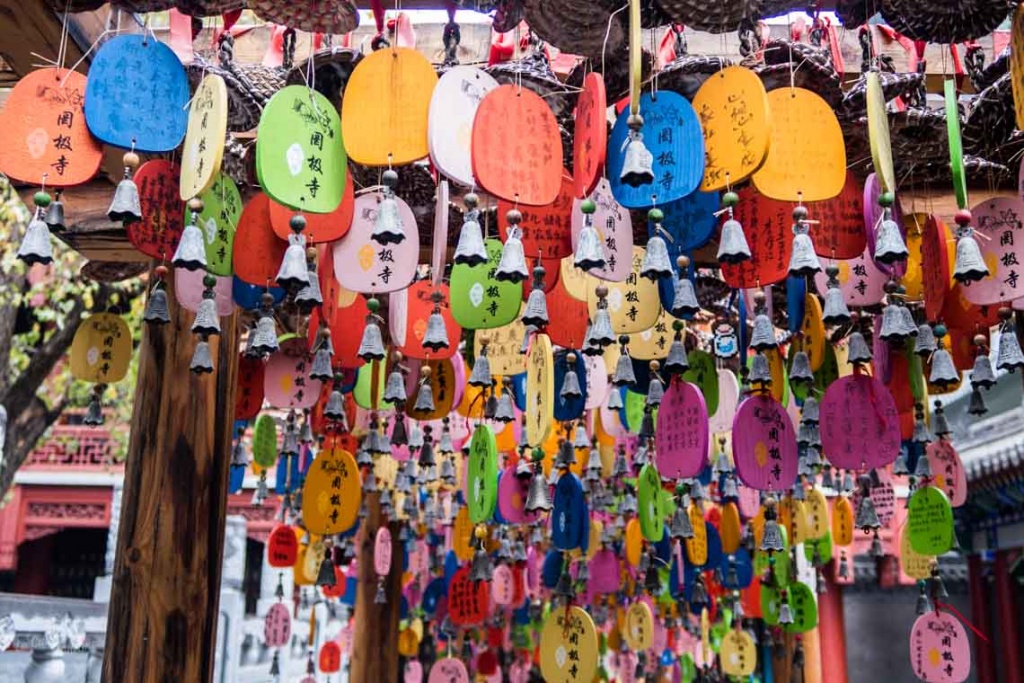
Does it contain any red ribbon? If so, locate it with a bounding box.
[934,601,991,643]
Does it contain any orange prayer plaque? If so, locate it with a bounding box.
[573,73,607,199]
[233,193,288,287]
[341,47,437,165]
[268,177,354,243]
[0,68,102,186]
[472,84,564,206]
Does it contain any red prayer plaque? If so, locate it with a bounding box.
[319,641,342,673]
[722,187,795,289]
[309,294,369,369]
[812,171,867,259]
[820,374,901,469]
[655,380,709,479]
[941,284,1001,330]
[447,566,490,626]
[498,174,575,260]
[927,440,967,507]
[909,611,971,683]
[267,524,298,567]
[921,214,952,321]
[235,354,266,420]
[129,160,184,260]
[233,193,287,287]
[731,395,798,492]
[962,197,1024,306]
[521,259,561,297]
[0,68,103,187]
[396,281,461,361]
[545,278,589,349]
[472,85,563,206]
[573,73,608,199]
[268,177,354,243]
[264,602,291,648]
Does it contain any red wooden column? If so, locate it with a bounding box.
[817,564,849,683]
[993,550,1022,683]
[968,553,996,683]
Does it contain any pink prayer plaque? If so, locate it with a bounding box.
[708,369,739,436]
[813,244,887,307]
[333,194,418,293]
[584,354,610,409]
[509,660,531,683]
[852,467,896,527]
[909,611,971,683]
[616,652,638,683]
[174,269,234,316]
[428,658,470,683]
[491,564,514,606]
[498,466,534,524]
[737,485,761,519]
[263,602,291,648]
[374,527,392,576]
[732,395,798,492]
[927,440,967,508]
[570,178,632,282]
[525,547,540,597]
[961,197,1024,306]
[656,380,709,479]
[820,374,901,469]
[404,660,424,683]
[264,349,323,410]
[588,549,621,595]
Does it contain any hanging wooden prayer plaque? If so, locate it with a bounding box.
[607,91,704,208]
[498,175,575,260]
[129,160,184,260]
[899,522,934,581]
[179,74,227,200]
[342,47,437,166]
[84,35,189,152]
[428,66,499,187]
[586,246,662,334]
[539,606,599,683]
[251,414,277,468]
[175,269,232,316]
[332,194,419,294]
[233,193,287,286]
[866,72,896,194]
[907,485,955,556]
[257,85,346,213]
[692,66,772,192]
[909,611,971,683]
[525,333,555,447]
[264,337,323,409]
[450,239,524,330]
[573,73,608,199]
[1013,5,1024,131]
[722,187,796,289]
[475,315,528,377]
[69,312,132,383]
[813,243,888,308]
[753,88,846,201]
[190,172,242,277]
[465,425,498,523]
[921,214,954,320]
[820,374,901,469]
[961,197,1024,305]
[472,85,563,206]
[656,380,709,479]
[0,68,102,186]
[235,355,265,421]
[545,279,589,349]
[428,658,469,683]
[302,447,361,535]
[570,179,633,283]
[395,281,460,361]
[731,395,797,492]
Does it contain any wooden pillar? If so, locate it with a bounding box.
[102,271,239,683]
[968,553,997,683]
[771,630,795,682]
[802,628,822,683]
[348,492,403,683]
[994,550,1023,683]
[816,568,848,683]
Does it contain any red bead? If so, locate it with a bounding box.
[954,209,972,226]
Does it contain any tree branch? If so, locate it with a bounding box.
[0,393,69,496]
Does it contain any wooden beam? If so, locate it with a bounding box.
[102,271,239,683]
[349,492,403,683]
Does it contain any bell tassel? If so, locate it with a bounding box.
[191,286,221,337]
[421,296,450,352]
[788,207,821,277]
[108,156,143,224]
[414,378,435,412]
[996,315,1024,372]
[83,386,105,426]
[574,203,606,271]
[250,293,280,356]
[495,217,529,283]
[821,267,851,326]
[17,203,54,266]
[560,353,583,400]
[671,256,700,317]
[453,193,488,266]
[294,252,322,313]
[173,209,208,271]
[641,216,673,280]
[847,330,873,364]
[717,193,751,263]
[276,229,310,291]
[190,336,215,374]
[372,170,406,245]
[143,279,171,325]
[44,190,65,231]
[619,114,655,187]
[874,204,909,264]
[951,209,989,283]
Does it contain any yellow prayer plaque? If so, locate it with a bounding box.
[623,601,654,650]
[625,517,643,567]
[685,504,708,566]
[752,88,845,201]
[302,448,361,535]
[69,312,132,383]
[693,66,772,192]
[795,293,826,372]
[180,73,227,200]
[525,333,555,447]
[900,521,934,580]
[628,308,674,360]
[804,488,830,540]
[475,313,527,377]
[720,630,757,677]
[452,506,475,562]
[559,256,596,303]
[832,496,854,546]
[1012,6,1024,131]
[540,606,599,683]
[341,47,438,165]
[586,246,662,334]
[903,213,928,302]
[866,71,896,193]
[720,502,742,555]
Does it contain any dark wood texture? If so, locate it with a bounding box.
[102,266,239,683]
[349,492,403,683]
